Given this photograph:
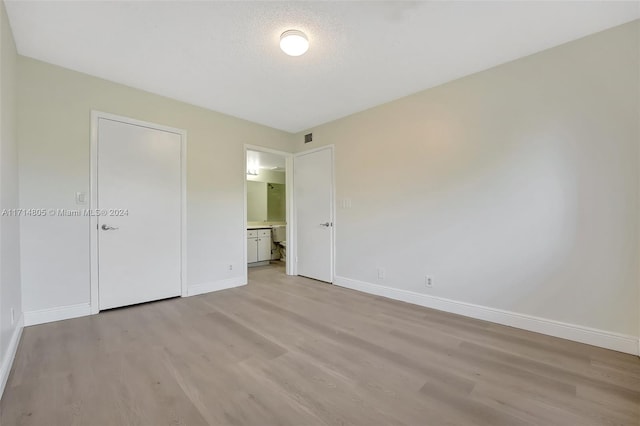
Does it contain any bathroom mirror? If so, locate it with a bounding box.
[246,152,286,224]
[247,181,267,222]
[267,183,286,222]
[247,181,286,222]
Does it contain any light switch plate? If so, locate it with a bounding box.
[75,191,87,205]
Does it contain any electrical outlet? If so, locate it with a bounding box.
[10,308,15,325]
[425,276,433,288]
[377,268,385,280]
[228,264,233,271]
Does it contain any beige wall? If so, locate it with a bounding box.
[294,21,640,338]
[0,0,22,390]
[17,57,293,313]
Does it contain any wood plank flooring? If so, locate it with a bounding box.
[1,263,639,425]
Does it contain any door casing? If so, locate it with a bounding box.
[90,111,187,314]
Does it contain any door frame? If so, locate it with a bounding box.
[89,111,187,314]
[293,145,336,283]
[243,145,294,279]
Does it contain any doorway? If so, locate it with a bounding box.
[90,112,187,313]
[244,146,294,279]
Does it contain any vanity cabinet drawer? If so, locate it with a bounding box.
[258,229,271,238]
[247,230,258,238]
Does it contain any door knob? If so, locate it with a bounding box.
[101,224,119,231]
[320,222,331,227]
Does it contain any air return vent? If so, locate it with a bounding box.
[304,133,313,143]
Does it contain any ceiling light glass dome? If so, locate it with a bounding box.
[280,30,309,56]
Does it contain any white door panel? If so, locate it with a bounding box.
[247,237,258,263]
[98,118,182,310]
[258,236,271,261]
[294,147,334,282]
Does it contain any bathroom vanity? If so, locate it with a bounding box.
[247,227,272,266]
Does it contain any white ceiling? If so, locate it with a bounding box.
[6,1,639,133]
[247,150,286,171]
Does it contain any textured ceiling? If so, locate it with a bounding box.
[6,1,639,132]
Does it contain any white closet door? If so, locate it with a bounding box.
[294,147,334,283]
[97,118,182,310]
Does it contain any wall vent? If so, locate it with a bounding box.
[304,133,313,143]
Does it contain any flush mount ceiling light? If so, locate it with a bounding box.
[280,30,309,56]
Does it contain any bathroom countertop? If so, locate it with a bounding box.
[247,224,286,230]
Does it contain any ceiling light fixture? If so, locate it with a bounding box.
[280,30,309,56]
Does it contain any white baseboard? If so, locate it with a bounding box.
[23,278,248,326]
[187,276,246,297]
[24,303,92,327]
[334,276,639,356]
[0,313,24,399]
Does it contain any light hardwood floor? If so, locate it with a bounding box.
[1,263,639,425]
